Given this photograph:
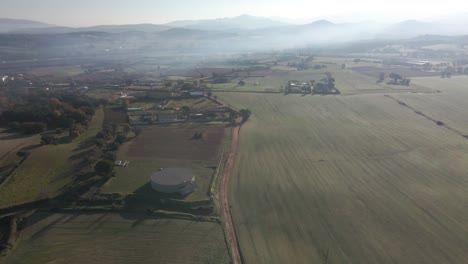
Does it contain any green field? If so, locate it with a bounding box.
[165,97,220,111]
[219,88,468,263]
[0,108,104,208]
[4,213,229,264]
[0,130,40,169]
[208,65,431,95]
[28,65,84,77]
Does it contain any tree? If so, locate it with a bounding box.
[341,64,346,69]
[94,160,113,175]
[378,72,385,83]
[238,80,246,86]
[21,122,47,134]
[239,109,251,123]
[108,142,120,151]
[115,133,127,144]
[104,151,117,161]
[41,134,57,145]
[133,127,143,136]
[327,77,336,89]
[181,106,190,116]
[122,124,131,133]
[389,73,402,83]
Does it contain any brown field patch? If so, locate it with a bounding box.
[124,125,226,162]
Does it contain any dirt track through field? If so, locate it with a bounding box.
[219,124,242,264]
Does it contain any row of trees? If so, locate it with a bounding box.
[93,124,132,176]
[378,72,411,86]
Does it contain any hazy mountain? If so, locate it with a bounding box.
[10,24,170,34]
[3,15,468,54]
[165,14,288,30]
[0,18,54,33]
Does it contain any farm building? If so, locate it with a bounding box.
[404,60,433,71]
[190,91,204,97]
[127,107,143,111]
[150,168,196,195]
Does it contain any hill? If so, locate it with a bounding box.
[165,14,288,30]
[0,18,54,33]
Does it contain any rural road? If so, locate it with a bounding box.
[219,123,242,264]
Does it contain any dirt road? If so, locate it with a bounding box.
[219,124,242,264]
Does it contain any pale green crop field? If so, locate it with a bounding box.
[4,213,229,264]
[208,66,431,95]
[219,91,468,264]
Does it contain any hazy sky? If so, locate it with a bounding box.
[1,0,467,26]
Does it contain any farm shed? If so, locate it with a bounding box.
[190,91,204,97]
[150,168,195,195]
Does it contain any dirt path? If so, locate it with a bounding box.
[219,123,242,264]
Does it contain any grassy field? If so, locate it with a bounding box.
[165,97,220,111]
[0,130,39,160]
[207,64,432,95]
[28,65,84,77]
[101,124,228,201]
[0,130,40,169]
[219,92,468,263]
[0,108,104,208]
[4,213,229,264]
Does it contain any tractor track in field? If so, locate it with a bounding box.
[384,94,468,140]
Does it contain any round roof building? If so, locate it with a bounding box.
[150,168,195,195]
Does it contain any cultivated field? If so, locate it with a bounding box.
[220,92,468,263]
[351,65,441,78]
[208,64,432,95]
[101,124,228,199]
[395,76,468,132]
[0,108,104,208]
[4,213,229,264]
[165,97,220,112]
[125,125,225,162]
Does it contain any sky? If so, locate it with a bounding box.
[1,0,468,27]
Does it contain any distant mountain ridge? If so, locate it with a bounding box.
[0,18,54,32]
[164,14,288,30]
[2,15,468,48]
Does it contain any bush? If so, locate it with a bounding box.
[115,133,127,144]
[104,151,117,161]
[7,121,21,130]
[94,160,113,175]
[21,122,47,134]
[108,142,120,151]
[69,129,81,139]
[94,138,106,147]
[41,134,57,145]
[239,109,251,123]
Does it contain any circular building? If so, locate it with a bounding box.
[150,168,195,195]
